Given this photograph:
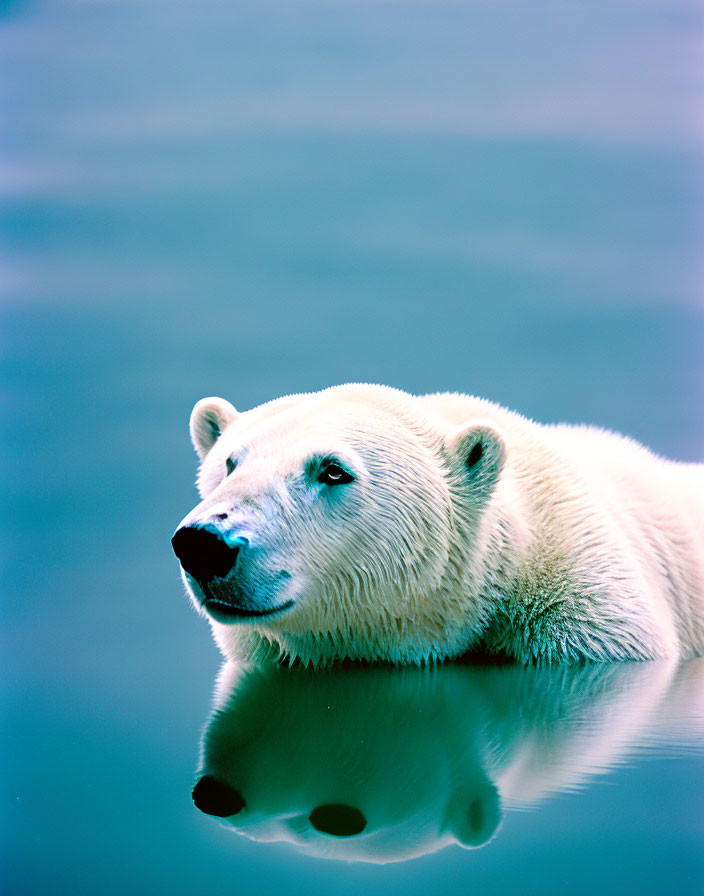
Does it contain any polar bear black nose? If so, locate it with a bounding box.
[171,525,246,583]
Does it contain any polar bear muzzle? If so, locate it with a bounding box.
[171,523,293,622]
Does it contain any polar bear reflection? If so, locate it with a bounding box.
[194,659,704,863]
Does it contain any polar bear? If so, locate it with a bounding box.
[172,384,704,664]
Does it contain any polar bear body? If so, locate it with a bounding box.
[419,391,704,661]
[174,384,704,664]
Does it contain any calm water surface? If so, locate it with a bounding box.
[2,1,703,894]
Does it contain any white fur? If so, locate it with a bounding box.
[177,384,704,665]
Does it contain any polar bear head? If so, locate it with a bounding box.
[172,384,506,664]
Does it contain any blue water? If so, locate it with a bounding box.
[2,1,703,894]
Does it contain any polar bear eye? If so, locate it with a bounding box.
[317,462,354,486]
[225,457,238,476]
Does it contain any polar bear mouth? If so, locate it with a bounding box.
[184,568,295,624]
[202,596,295,624]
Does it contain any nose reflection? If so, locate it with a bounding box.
[192,775,245,818]
[193,658,704,863]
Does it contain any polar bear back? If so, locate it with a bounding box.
[420,392,704,659]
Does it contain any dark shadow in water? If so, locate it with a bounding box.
[194,658,704,863]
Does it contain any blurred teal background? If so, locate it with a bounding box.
[1,1,703,894]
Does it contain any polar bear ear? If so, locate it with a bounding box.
[190,397,239,461]
[447,420,506,492]
[446,780,502,849]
